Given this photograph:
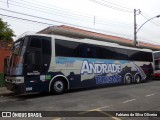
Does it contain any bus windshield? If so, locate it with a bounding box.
[8,37,28,75]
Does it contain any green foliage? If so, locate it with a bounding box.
[0,18,15,41]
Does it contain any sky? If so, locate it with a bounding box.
[0,0,160,45]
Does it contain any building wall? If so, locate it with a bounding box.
[0,48,11,73]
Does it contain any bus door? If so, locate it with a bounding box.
[24,36,43,92]
[26,50,42,74]
[25,36,51,74]
[24,36,51,92]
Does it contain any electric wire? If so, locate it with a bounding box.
[0,0,133,28]
[0,13,133,39]
[140,12,160,27]
[1,12,160,45]
[89,0,133,13]
[99,0,133,11]
[2,0,160,45]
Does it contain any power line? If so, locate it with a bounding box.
[0,13,53,26]
[17,0,133,27]
[89,0,133,13]
[25,0,93,18]
[138,12,160,38]
[0,0,133,28]
[140,12,160,27]
[0,8,79,26]
[95,18,132,27]
[1,9,160,45]
[0,12,133,40]
[99,0,133,11]
[1,0,93,23]
[11,0,91,20]
[30,0,133,26]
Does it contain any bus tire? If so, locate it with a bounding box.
[51,78,66,94]
[124,73,132,85]
[134,74,141,84]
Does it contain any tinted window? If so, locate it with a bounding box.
[98,46,116,59]
[26,36,52,73]
[30,37,42,48]
[154,60,159,70]
[79,44,97,58]
[112,47,128,60]
[129,50,153,62]
[55,39,152,61]
[55,39,79,57]
[154,52,160,59]
[27,50,41,72]
[42,37,51,55]
[41,37,51,73]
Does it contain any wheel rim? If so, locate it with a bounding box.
[126,75,131,84]
[135,75,140,83]
[54,81,64,93]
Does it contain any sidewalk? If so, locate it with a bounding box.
[0,87,13,96]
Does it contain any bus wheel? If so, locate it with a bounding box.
[124,74,132,84]
[134,74,141,84]
[51,78,65,94]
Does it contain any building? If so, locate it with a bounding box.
[38,25,160,51]
[0,41,12,73]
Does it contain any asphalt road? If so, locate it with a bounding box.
[0,80,160,120]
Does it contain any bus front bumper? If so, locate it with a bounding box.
[5,76,26,94]
[5,82,26,94]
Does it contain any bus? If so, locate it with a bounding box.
[5,33,154,94]
[153,51,160,79]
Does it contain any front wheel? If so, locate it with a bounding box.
[51,79,65,94]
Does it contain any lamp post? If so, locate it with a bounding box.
[133,9,160,47]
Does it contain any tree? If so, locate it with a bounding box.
[0,18,15,41]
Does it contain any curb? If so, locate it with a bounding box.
[0,87,14,96]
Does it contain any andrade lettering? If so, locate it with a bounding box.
[81,61,121,75]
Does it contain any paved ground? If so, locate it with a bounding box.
[0,80,160,120]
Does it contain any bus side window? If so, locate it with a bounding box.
[88,46,97,58]
[79,45,87,58]
[79,44,97,58]
[155,60,159,70]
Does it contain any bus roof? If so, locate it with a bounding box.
[17,33,153,53]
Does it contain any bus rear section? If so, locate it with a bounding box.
[153,51,160,79]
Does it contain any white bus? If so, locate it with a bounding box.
[153,51,160,79]
[5,33,154,94]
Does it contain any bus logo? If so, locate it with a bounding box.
[2,112,11,117]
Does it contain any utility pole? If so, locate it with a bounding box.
[133,9,137,47]
[7,0,9,7]
[133,9,160,47]
[133,9,141,47]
